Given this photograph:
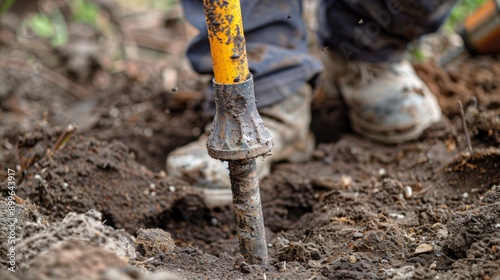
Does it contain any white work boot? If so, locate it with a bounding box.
[323,51,441,144]
[166,85,314,207]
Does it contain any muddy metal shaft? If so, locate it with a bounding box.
[208,78,272,266]
[228,159,268,266]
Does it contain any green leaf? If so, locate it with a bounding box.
[410,47,427,63]
[26,9,69,46]
[50,9,69,46]
[29,13,55,38]
[445,0,488,31]
[70,0,98,26]
[0,0,16,17]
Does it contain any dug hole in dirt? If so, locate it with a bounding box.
[1,2,500,279]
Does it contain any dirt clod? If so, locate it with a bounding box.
[446,186,500,258]
[136,228,175,257]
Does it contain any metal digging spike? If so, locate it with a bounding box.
[202,0,273,267]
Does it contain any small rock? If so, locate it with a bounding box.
[382,265,415,279]
[349,255,357,263]
[240,262,251,273]
[312,177,336,189]
[308,260,321,268]
[378,168,386,176]
[276,237,290,247]
[162,68,178,92]
[353,232,364,239]
[432,223,449,239]
[340,175,352,189]
[136,228,175,257]
[403,186,413,199]
[389,213,405,219]
[437,228,448,239]
[414,243,433,254]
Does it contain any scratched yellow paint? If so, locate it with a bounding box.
[204,0,250,84]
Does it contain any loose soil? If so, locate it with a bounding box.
[1,2,500,279]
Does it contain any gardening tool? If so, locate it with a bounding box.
[202,0,273,266]
[440,0,500,65]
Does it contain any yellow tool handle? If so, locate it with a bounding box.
[203,0,250,84]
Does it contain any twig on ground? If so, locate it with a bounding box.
[134,257,155,265]
[52,124,77,152]
[39,65,91,100]
[0,60,91,100]
[458,101,473,155]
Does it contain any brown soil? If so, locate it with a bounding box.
[1,3,500,279]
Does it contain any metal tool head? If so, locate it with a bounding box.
[207,76,273,161]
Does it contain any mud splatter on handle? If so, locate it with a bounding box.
[203,0,250,84]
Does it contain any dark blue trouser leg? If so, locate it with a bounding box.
[181,0,456,107]
[318,0,457,62]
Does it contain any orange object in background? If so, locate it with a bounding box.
[462,0,500,54]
